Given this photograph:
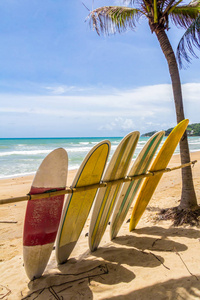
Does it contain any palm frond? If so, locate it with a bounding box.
[176,15,200,67]
[169,2,200,28]
[163,0,183,14]
[87,6,142,35]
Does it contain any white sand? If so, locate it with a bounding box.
[0,152,200,299]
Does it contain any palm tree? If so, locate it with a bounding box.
[86,0,200,214]
[177,14,200,67]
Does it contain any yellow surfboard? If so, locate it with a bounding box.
[56,140,110,264]
[129,119,189,231]
[110,131,164,240]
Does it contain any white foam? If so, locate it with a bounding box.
[189,142,200,145]
[91,142,99,145]
[68,165,80,170]
[64,147,92,153]
[0,146,95,156]
[190,148,200,152]
[0,150,51,157]
[79,142,89,145]
[0,171,35,179]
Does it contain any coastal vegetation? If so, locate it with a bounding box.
[87,0,200,225]
[142,123,200,137]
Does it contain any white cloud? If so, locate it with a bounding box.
[182,83,200,102]
[122,118,135,130]
[98,117,136,132]
[45,85,94,95]
[0,82,199,136]
[45,86,75,94]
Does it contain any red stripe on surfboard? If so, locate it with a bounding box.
[23,187,64,246]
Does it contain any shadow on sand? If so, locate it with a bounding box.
[111,224,200,252]
[113,234,188,252]
[104,275,200,300]
[22,226,199,299]
[91,245,165,267]
[134,225,200,239]
[23,241,166,299]
[23,257,135,299]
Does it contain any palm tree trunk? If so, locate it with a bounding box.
[154,28,197,209]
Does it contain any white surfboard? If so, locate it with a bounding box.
[23,148,68,280]
[89,131,140,252]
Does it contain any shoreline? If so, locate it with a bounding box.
[0,168,80,181]
[0,151,199,201]
[1,148,199,179]
[0,151,200,299]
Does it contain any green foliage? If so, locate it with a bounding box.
[143,123,200,136]
[87,0,200,66]
[165,127,173,136]
[142,131,157,137]
[187,123,200,135]
[177,15,200,68]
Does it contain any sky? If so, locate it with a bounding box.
[0,0,199,138]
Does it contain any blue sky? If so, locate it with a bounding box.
[0,0,199,138]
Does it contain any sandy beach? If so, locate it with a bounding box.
[0,152,200,299]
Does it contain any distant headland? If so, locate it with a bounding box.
[142,123,200,137]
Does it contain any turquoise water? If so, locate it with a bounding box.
[0,136,199,179]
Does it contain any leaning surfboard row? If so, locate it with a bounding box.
[22,119,190,280]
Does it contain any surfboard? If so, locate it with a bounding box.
[23,148,68,280]
[129,119,189,231]
[56,140,110,264]
[89,131,140,252]
[110,131,165,240]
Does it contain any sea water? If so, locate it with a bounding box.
[0,136,200,179]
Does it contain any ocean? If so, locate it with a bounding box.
[0,136,200,179]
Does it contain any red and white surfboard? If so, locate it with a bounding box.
[23,148,68,280]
